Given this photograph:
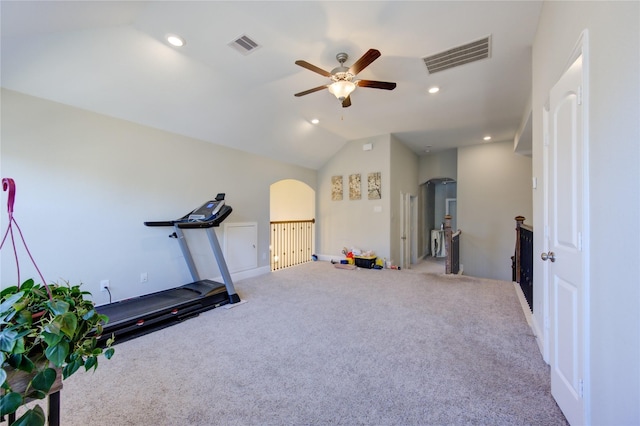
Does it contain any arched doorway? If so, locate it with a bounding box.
[270,179,316,271]
[422,177,456,262]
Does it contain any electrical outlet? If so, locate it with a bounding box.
[140,272,148,283]
[100,280,110,291]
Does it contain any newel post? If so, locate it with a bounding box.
[444,215,452,274]
[514,216,525,283]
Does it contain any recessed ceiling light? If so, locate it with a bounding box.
[428,86,440,94]
[311,118,319,125]
[166,34,185,47]
[483,136,492,141]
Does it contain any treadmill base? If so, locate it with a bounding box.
[96,279,230,345]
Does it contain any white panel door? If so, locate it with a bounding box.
[223,222,257,273]
[400,193,411,269]
[547,52,586,425]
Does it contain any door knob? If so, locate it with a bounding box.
[541,251,556,262]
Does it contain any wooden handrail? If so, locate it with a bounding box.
[270,219,315,225]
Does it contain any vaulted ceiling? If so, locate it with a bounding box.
[1,1,541,169]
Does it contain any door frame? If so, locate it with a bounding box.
[400,192,417,269]
[542,29,591,424]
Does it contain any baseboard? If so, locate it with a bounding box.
[316,253,341,263]
[512,282,547,363]
[530,312,547,362]
[212,265,270,283]
[513,282,534,330]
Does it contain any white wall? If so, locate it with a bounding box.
[418,149,457,184]
[532,2,640,424]
[0,89,316,304]
[457,141,533,281]
[317,134,391,260]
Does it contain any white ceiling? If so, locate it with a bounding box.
[0,1,541,170]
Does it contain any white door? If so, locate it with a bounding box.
[410,194,418,265]
[546,51,587,425]
[400,193,411,269]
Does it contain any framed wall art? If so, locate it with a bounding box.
[331,175,343,201]
[368,172,381,199]
[349,174,361,200]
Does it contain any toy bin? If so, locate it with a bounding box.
[354,256,377,269]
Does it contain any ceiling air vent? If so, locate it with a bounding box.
[422,36,491,74]
[228,34,261,56]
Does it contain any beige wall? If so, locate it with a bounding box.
[316,134,392,260]
[1,89,316,303]
[532,2,639,423]
[457,141,533,281]
[389,135,420,265]
[270,179,315,222]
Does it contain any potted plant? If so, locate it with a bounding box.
[0,278,114,426]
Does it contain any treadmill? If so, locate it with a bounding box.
[96,194,241,344]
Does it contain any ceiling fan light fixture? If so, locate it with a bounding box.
[328,80,356,101]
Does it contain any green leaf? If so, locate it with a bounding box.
[62,357,82,379]
[0,285,19,299]
[31,368,57,393]
[44,340,69,367]
[15,309,33,325]
[0,291,24,315]
[44,321,61,335]
[82,309,95,321]
[0,368,6,387]
[53,312,78,338]
[25,389,47,400]
[0,391,23,417]
[46,299,70,315]
[12,405,46,426]
[98,314,110,324]
[20,278,35,290]
[41,330,63,346]
[11,335,26,355]
[84,356,97,371]
[104,347,115,360]
[0,328,18,352]
[16,353,35,373]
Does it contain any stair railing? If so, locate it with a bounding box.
[270,219,315,271]
[513,216,534,310]
[444,215,461,274]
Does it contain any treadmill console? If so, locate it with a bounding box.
[144,193,231,228]
[188,193,225,222]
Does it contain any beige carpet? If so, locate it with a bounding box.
[5,261,566,425]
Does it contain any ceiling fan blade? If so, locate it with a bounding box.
[342,96,352,108]
[294,85,328,97]
[295,60,332,77]
[348,49,381,75]
[357,80,397,90]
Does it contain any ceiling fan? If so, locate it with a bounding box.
[294,49,396,108]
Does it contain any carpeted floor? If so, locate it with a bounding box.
[5,261,567,425]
